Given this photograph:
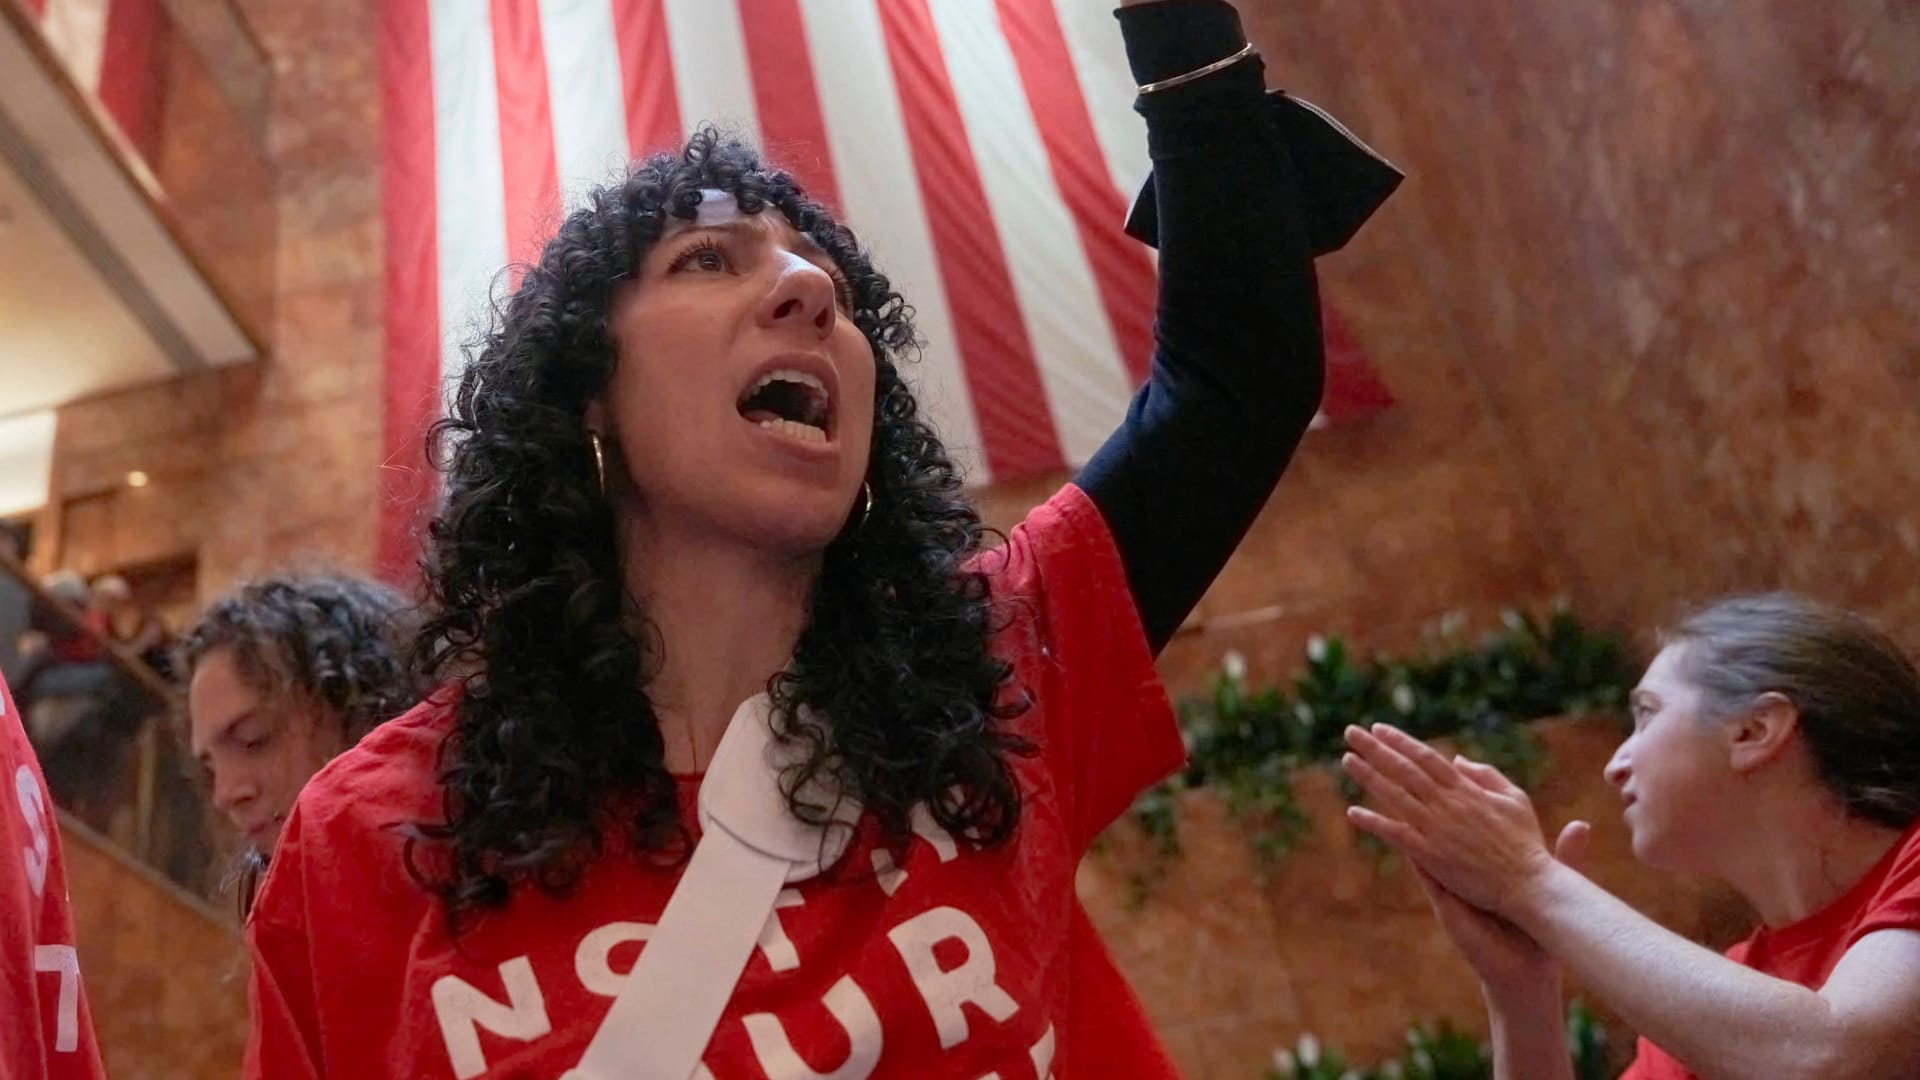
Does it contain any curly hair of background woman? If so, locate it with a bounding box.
[184,571,422,745]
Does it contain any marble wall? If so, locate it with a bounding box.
[43,0,384,597]
[1232,0,1920,656]
[62,818,248,1080]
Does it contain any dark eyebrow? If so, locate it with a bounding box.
[664,218,830,260]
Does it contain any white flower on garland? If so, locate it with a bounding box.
[1392,683,1417,714]
[1222,649,1247,684]
[1306,634,1329,663]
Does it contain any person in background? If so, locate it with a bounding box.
[12,572,128,818]
[182,572,424,915]
[1344,592,1920,1080]
[13,571,110,709]
[0,665,108,1078]
[91,574,173,681]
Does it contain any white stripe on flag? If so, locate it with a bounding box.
[928,0,1131,466]
[539,0,633,206]
[797,0,986,482]
[661,0,760,146]
[1051,0,1148,212]
[429,0,510,386]
[37,0,109,94]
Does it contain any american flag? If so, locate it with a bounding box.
[21,0,167,161]
[375,0,1394,573]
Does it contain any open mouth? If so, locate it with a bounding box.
[737,368,833,444]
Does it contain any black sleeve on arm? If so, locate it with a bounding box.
[1078,0,1323,655]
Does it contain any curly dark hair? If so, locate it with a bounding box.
[184,570,426,918]
[183,570,424,745]
[407,129,1032,922]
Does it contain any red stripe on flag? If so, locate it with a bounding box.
[1318,302,1394,421]
[994,0,1155,387]
[96,0,166,161]
[377,0,442,583]
[490,0,560,279]
[876,0,1063,479]
[611,0,681,157]
[738,0,839,209]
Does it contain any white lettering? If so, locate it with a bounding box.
[567,1062,714,1080]
[870,849,907,896]
[32,945,79,1051]
[573,922,653,998]
[757,889,807,973]
[742,974,882,1080]
[431,957,552,1079]
[16,766,48,897]
[910,804,958,862]
[1030,1023,1056,1078]
[886,906,1018,1049]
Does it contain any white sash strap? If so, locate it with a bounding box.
[569,694,860,1080]
[569,823,789,1080]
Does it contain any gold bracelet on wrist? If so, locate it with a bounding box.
[1135,42,1256,95]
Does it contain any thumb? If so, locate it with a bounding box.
[1554,820,1592,871]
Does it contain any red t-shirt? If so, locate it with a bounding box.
[0,672,108,1078]
[1622,818,1920,1079]
[44,608,108,665]
[245,484,1188,1079]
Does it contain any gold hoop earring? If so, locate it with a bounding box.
[852,481,874,531]
[588,431,607,496]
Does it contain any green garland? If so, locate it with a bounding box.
[1265,1000,1615,1079]
[1125,605,1632,899]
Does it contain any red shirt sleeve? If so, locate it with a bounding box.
[0,673,107,1080]
[1851,820,1920,945]
[981,483,1185,853]
[244,805,326,1080]
[1618,1040,1696,1080]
